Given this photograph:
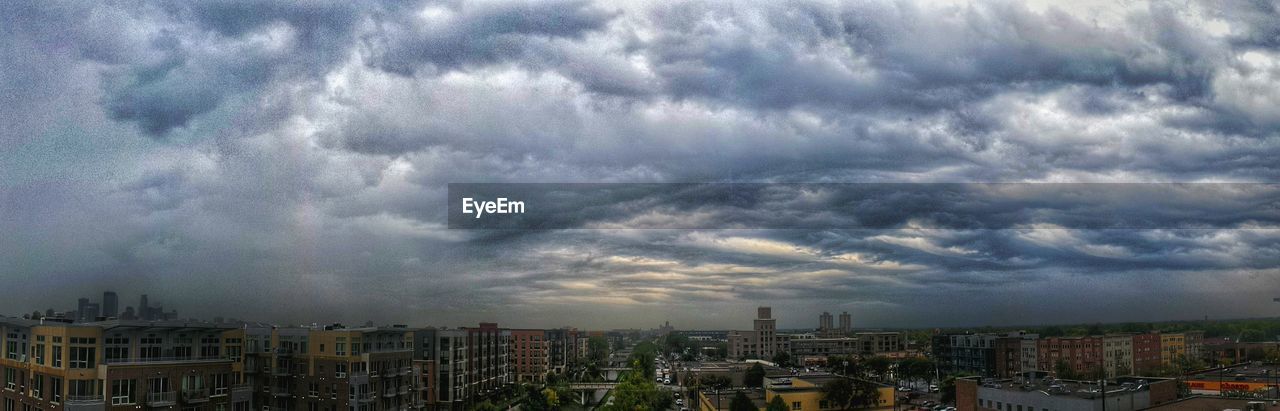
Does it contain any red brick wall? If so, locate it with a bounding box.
[957,378,979,411]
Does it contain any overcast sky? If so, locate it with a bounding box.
[2,0,1280,330]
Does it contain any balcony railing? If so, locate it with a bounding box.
[356,393,376,403]
[399,367,412,376]
[182,388,210,403]
[231,384,252,393]
[383,389,397,398]
[147,392,177,407]
[105,356,230,365]
[399,385,410,395]
[64,395,104,405]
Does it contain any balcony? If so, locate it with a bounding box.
[64,395,105,411]
[399,367,412,376]
[357,393,376,403]
[182,388,210,403]
[231,384,252,394]
[147,392,177,407]
[105,356,230,366]
[399,385,410,395]
[383,389,397,398]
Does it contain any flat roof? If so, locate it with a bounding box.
[1186,364,1280,384]
[963,376,1172,399]
[1145,396,1280,411]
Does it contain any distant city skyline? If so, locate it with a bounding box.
[4,1,1280,328]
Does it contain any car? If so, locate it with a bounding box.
[922,401,935,407]
[929,384,939,392]
[676,399,684,405]
[664,378,672,384]
[674,393,681,399]
[944,407,956,411]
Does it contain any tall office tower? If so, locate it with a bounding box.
[76,297,101,321]
[140,294,150,320]
[103,291,119,317]
[839,312,851,332]
[819,311,833,331]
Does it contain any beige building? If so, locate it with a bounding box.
[1102,334,1134,378]
[728,307,779,360]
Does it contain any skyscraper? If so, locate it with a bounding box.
[819,311,833,330]
[839,311,851,332]
[103,291,119,318]
[140,294,150,320]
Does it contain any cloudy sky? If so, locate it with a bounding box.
[3,0,1280,330]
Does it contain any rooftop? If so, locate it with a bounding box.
[1186,363,1280,384]
[962,376,1172,399]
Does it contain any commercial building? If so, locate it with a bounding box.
[763,374,895,411]
[955,376,1178,411]
[413,324,512,410]
[1182,364,1280,396]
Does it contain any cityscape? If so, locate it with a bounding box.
[5,296,1280,411]
[6,0,1280,411]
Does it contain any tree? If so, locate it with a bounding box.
[730,391,758,411]
[1054,359,1077,380]
[772,351,792,367]
[604,362,673,411]
[767,395,789,411]
[469,401,499,411]
[941,376,961,404]
[823,378,880,411]
[745,363,767,388]
[865,356,892,382]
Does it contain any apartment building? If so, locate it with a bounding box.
[1037,337,1104,378]
[543,328,579,375]
[413,324,511,410]
[0,318,250,411]
[509,330,547,384]
[1159,333,1185,367]
[936,334,999,377]
[1132,333,1162,374]
[238,325,422,411]
[1101,335,1134,378]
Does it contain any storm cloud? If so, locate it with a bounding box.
[2,0,1279,329]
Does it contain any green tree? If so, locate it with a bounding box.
[469,401,499,411]
[940,376,958,404]
[730,391,758,411]
[823,378,880,411]
[865,356,892,382]
[745,363,767,388]
[1054,359,1077,380]
[772,351,792,367]
[766,395,789,411]
[604,361,673,411]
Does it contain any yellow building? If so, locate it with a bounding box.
[763,375,896,411]
[1161,333,1186,366]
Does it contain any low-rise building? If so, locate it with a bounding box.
[763,374,895,411]
[955,376,1178,411]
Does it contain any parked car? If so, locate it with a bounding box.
[929,384,939,392]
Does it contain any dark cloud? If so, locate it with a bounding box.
[1,0,1279,328]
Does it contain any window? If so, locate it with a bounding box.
[31,375,42,399]
[212,374,228,396]
[105,346,128,362]
[335,363,347,378]
[50,378,61,403]
[111,379,136,405]
[791,401,801,410]
[69,347,95,369]
[336,343,346,356]
[33,344,44,365]
[4,368,14,390]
